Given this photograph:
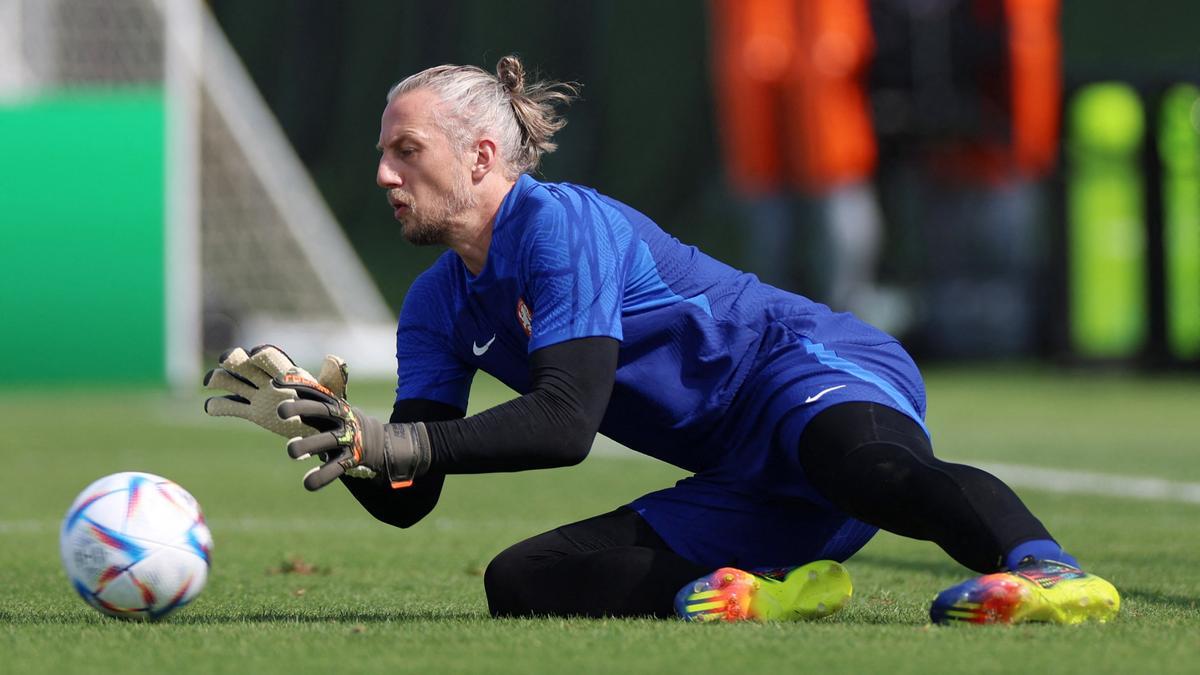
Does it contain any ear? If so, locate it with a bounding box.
[471,138,498,181]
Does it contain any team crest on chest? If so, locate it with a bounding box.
[516,297,533,338]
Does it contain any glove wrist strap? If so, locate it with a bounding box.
[382,422,431,489]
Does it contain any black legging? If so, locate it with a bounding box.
[484,401,1054,617]
[796,402,1052,573]
[484,506,710,618]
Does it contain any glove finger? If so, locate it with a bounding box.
[203,368,257,398]
[249,343,297,363]
[287,431,342,460]
[248,345,310,381]
[218,347,249,369]
[224,349,274,388]
[204,394,251,418]
[316,354,348,399]
[278,399,339,424]
[303,457,348,491]
[206,396,317,437]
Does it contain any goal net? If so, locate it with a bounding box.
[0,0,397,387]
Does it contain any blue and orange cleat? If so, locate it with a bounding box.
[675,560,852,622]
[930,559,1120,625]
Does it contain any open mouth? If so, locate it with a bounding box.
[387,190,411,216]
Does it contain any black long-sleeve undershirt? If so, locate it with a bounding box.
[341,336,619,528]
[424,336,619,473]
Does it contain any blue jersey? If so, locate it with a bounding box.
[396,175,924,476]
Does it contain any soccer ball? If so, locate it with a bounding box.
[60,472,212,621]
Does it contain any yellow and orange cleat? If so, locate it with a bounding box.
[675,560,852,622]
[930,560,1120,625]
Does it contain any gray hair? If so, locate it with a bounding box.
[387,55,578,179]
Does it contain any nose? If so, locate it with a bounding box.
[376,157,402,189]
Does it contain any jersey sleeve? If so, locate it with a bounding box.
[395,266,475,411]
[519,200,627,352]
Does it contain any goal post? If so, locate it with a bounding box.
[0,0,398,388]
[164,0,202,391]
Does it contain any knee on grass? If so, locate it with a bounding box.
[483,545,538,617]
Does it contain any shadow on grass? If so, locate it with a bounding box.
[0,608,485,625]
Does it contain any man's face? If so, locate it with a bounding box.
[376,88,477,245]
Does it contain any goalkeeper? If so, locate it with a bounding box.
[205,56,1118,625]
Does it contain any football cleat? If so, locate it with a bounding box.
[930,560,1120,625]
[675,560,852,622]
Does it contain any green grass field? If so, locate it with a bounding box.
[2,368,1198,674]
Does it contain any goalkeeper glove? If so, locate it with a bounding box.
[277,385,432,492]
[203,344,347,439]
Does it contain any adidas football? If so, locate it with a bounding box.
[60,472,212,621]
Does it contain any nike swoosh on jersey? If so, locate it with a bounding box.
[472,334,497,356]
[805,384,847,404]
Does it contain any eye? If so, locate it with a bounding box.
[399,147,417,158]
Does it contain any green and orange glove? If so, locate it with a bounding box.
[277,386,431,492]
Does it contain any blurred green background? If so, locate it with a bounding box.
[206,0,1200,364]
[3,0,1197,377]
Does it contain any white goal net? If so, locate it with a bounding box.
[0,0,398,386]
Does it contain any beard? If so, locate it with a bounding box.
[389,171,477,246]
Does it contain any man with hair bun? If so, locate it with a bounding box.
[205,56,1119,625]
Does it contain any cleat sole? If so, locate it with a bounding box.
[756,560,853,620]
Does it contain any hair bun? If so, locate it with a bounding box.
[496,55,525,94]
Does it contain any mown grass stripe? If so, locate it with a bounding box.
[976,462,1200,505]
